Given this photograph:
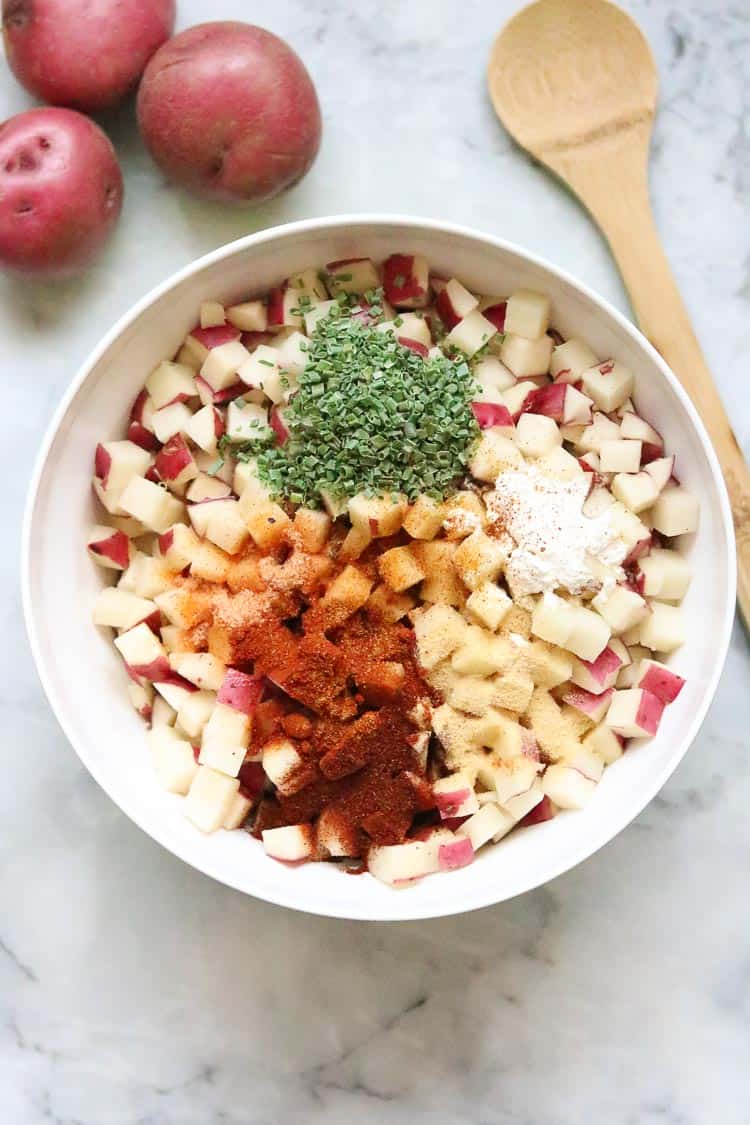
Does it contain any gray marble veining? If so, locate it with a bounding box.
[1,1,749,1122]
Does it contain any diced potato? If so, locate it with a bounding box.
[321,565,373,616]
[611,471,660,513]
[490,670,534,714]
[448,676,497,715]
[412,604,468,669]
[598,439,642,474]
[293,508,331,553]
[378,546,426,592]
[497,603,533,640]
[348,492,408,537]
[367,584,416,624]
[550,338,598,381]
[442,491,486,540]
[638,602,685,653]
[403,495,445,540]
[244,501,292,550]
[450,628,511,676]
[581,361,634,412]
[183,766,240,833]
[453,530,510,591]
[189,541,231,583]
[414,541,465,606]
[565,605,612,662]
[592,585,649,634]
[517,640,573,688]
[514,413,562,458]
[638,548,691,601]
[650,485,699,537]
[469,431,523,481]
[504,289,550,340]
[500,333,553,378]
[542,764,596,809]
[583,723,624,765]
[531,591,577,648]
[465,582,512,630]
[526,688,580,762]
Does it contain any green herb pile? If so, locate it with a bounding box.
[247,303,480,507]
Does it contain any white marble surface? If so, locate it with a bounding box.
[2,0,749,1121]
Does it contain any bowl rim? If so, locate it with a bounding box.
[21,213,737,920]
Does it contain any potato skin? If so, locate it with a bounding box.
[0,108,123,279]
[1,0,175,113]
[137,21,322,205]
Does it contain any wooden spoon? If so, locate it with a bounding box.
[488,0,748,623]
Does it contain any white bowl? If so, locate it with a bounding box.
[23,215,736,921]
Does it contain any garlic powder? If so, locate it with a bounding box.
[485,463,627,596]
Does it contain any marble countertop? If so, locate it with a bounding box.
[2,0,749,1121]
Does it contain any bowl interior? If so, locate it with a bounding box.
[24,217,735,920]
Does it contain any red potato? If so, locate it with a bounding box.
[2,0,175,113]
[137,21,322,204]
[0,108,123,279]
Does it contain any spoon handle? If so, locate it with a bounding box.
[559,137,749,624]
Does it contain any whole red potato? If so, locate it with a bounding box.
[2,0,176,113]
[137,22,322,205]
[0,108,123,279]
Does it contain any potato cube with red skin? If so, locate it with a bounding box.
[626,658,685,703]
[581,360,634,412]
[432,773,480,819]
[503,779,545,822]
[119,477,185,534]
[412,604,468,669]
[599,439,642,474]
[570,645,623,694]
[145,361,196,410]
[465,582,512,630]
[550,338,598,382]
[378,546,426,592]
[94,440,152,494]
[150,402,191,445]
[185,404,224,455]
[435,278,478,329]
[383,253,430,308]
[227,301,268,332]
[184,766,240,833]
[155,435,199,489]
[403,495,445,540]
[185,475,231,504]
[217,669,264,714]
[368,837,443,885]
[348,492,408,537]
[293,508,331,553]
[500,333,553,378]
[87,525,133,570]
[200,340,252,394]
[114,622,169,681]
[606,688,665,738]
[651,486,699,537]
[562,686,614,724]
[262,824,315,863]
[575,412,621,454]
[148,727,198,795]
[244,502,291,550]
[266,284,304,330]
[504,289,550,340]
[619,411,663,457]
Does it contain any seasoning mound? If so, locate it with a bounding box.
[255,306,480,506]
